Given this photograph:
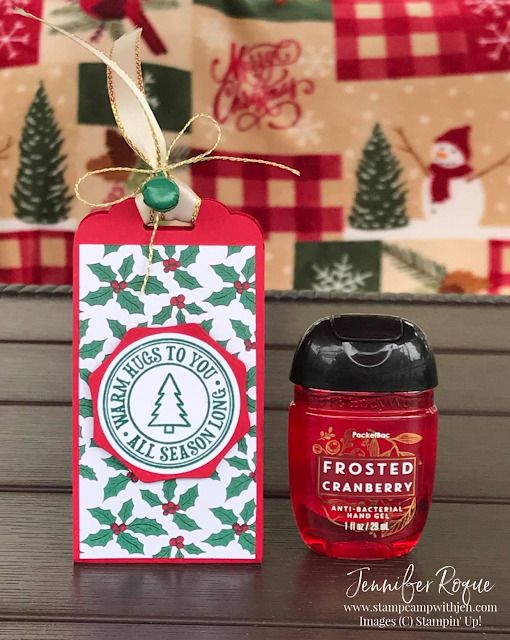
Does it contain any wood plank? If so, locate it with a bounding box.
[0,622,504,640]
[1,288,510,352]
[0,494,507,632]
[266,297,510,351]
[1,405,508,501]
[0,343,508,414]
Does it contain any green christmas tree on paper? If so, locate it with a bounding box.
[148,373,190,435]
[12,82,72,224]
[349,123,408,230]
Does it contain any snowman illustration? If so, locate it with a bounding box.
[395,126,510,231]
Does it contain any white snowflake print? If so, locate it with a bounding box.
[0,20,29,61]
[1,0,31,15]
[142,70,160,111]
[196,16,230,50]
[466,0,510,16]
[312,255,373,293]
[288,111,324,148]
[479,21,510,61]
[298,44,334,78]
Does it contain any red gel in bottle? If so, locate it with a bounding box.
[288,315,438,560]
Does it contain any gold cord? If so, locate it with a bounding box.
[141,211,162,294]
[74,113,300,208]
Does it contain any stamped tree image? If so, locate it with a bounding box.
[148,373,191,434]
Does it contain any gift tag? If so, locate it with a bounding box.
[74,198,264,562]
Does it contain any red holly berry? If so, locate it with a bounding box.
[110,280,127,294]
[242,282,250,291]
[249,471,256,481]
[111,523,120,535]
[163,258,181,273]
[170,294,186,309]
[127,471,138,483]
[241,523,249,533]
[244,339,256,351]
[175,535,185,549]
[232,523,242,535]
[119,523,127,533]
[169,537,176,546]
[162,501,180,515]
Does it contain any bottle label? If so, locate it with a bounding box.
[312,426,423,537]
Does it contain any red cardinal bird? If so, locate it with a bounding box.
[79,0,167,55]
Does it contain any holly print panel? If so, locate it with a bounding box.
[78,243,258,560]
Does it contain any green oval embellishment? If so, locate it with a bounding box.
[141,174,180,212]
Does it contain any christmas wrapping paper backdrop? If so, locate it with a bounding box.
[3,0,510,293]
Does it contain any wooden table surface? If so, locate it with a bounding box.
[0,286,508,639]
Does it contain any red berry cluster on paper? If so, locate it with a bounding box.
[127,471,138,483]
[111,523,127,535]
[163,258,181,273]
[162,501,180,516]
[234,280,250,294]
[169,535,185,549]
[232,523,249,536]
[170,294,186,309]
[110,280,128,294]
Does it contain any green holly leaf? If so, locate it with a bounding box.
[117,531,144,554]
[129,275,168,294]
[248,425,256,437]
[246,367,256,389]
[212,264,239,283]
[82,528,114,547]
[178,485,199,510]
[89,263,116,282]
[227,246,243,257]
[175,549,184,558]
[118,499,134,523]
[79,398,93,419]
[239,531,255,554]
[141,489,163,507]
[231,319,251,340]
[79,464,97,481]
[173,512,200,531]
[240,499,256,524]
[142,245,166,263]
[80,339,105,360]
[248,397,256,413]
[163,479,177,501]
[104,245,118,256]
[217,339,229,350]
[118,290,144,314]
[153,545,172,558]
[185,302,205,316]
[226,474,252,499]
[185,543,203,555]
[119,255,135,281]
[206,287,237,307]
[107,319,127,340]
[204,528,236,547]
[153,305,173,325]
[226,456,250,471]
[79,369,90,384]
[201,319,213,334]
[103,473,130,499]
[129,517,166,536]
[242,256,255,281]
[238,437,248,455]
[82,286,114,306]
[79,318,89,339]
[88,507,115,526]
[137,322,148,328]
[210,470,220,481]
[179,245,199,267]
[211,507,237,525]
[240,290,255,313]
[176,309,185,325]
[103,456,127,471]
[174,270,200,289]
[79,444,86,458]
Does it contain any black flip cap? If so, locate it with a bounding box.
[290,314,438,393]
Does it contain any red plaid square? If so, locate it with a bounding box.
[333,0,468,80]
[189,152,343,241]
[0,230,73,284]
[488,239,510,293]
